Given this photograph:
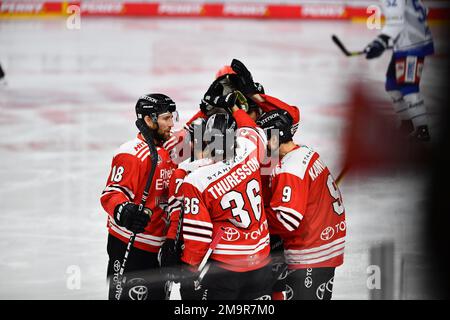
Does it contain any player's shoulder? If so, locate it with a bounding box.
[279,145,320,180]
[170,166,188,184]
[179,158,213,174]
[183,160,227,192]
[113,137,147,159]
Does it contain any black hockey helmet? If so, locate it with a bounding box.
[135,93,177,123]
[257,109,293,143]
[203,113,237,161]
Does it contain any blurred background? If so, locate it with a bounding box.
[0,0,449,299]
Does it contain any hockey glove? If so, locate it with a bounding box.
[204,91,249,114]
[159,238,182,268]
[114,202,150,234]
[365,34,390,59]
[201,78,249,114]
[230,58,258,96]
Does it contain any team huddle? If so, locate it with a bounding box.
[100,0,436,302]
[100,59,346,300]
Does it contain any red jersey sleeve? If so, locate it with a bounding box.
[100,153,141,217]
[234,109,267,164]
[165,168,188,240]
[269,170,309,232]
[233,108,257,128]
[184,110,207,129]
[180,182,212,267]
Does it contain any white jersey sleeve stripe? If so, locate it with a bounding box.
[183,234,212,244]
[272,206,303,221]
[136,145,149,159]
[183,226,213,237]
[102,185,136,201]
[276,212,296,232]
[278,211,300,229]
[183,218,213,229]
[140,151,150,162]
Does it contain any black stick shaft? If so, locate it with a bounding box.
[332,34,366,57]
[115,119,158,300]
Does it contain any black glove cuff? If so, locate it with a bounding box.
[377,34,390,47]
[114,202,131,225]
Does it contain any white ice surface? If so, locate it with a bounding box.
[0,17,446,299]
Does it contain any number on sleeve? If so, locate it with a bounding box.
[282,186,292,202]
[174,178,184,194]
[110,166,124,183]
[184,197,200,215]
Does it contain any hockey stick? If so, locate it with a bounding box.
[331,34,367,57]
[194,227,225,289]
[335,163,350,185]
[173,227,225,300]
[164,197,185,300]
[332,34,393,57]
[115,119,159,300]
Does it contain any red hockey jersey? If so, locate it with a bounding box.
[100,133,176,253]
[266,145,346,269]
[180,110,270,272]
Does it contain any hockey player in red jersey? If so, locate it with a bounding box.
[178,87,273,300]
[223,58,301,200]
[159,118,212,299]
[218,59,307,299]
[100,93,177,300]
[256,109,346,300]
[159,119,207,262]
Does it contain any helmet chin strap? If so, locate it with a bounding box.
[141,116,161,143]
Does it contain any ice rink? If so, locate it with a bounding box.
[0,16,447,299]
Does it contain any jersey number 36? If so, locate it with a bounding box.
[220,179,262,229]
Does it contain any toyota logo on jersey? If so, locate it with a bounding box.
[222,227,240,242]
[320,226,335,241]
